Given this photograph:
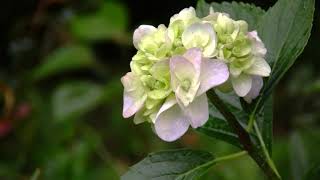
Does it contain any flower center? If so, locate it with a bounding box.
[181,79,191,91]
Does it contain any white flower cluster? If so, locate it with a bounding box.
[121,7,270,141]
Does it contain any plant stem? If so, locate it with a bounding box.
[207,90,281,180]
[253,122,281,177]
[247,114,255,132]
[180,151,248,177]
[30,169,41,180]
[212,151,248,164]
[247,97,263,132]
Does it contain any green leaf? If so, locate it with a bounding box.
[121,149,215,180]
[256,96,273,154]
[196,0,265,30]
[52,81,104,121]
[196,0,210,18]
[197,91,251,148]
[70,2,128,41]
[197,101,241,148]
[253,0,315,111]
[32,45,95,81]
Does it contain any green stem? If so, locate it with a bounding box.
[180,151,248,177]
[212,151,248,164]
[247,97,262,133]
[207,90,281,180]
[30,169,41,180]
[247,114,255,132]
[253,122,281,178]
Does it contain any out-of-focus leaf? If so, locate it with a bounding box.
[121,149,214,180]
[253,0,315,112]
[71,1,128,41]
[52,79,121,121]
[30,169,40,180]
[87,167,119,180]
[52,81,104,121]
[32,45,95,81]
[196,0,265,29]
[71,140,91,180]
[290,132,308,180]
[42,136,96,180]
[304,164,320,180]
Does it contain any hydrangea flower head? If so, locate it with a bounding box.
[121,7,271,141]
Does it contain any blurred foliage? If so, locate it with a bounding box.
[0,0,319,179]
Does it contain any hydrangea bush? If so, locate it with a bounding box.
[121,0,315,179]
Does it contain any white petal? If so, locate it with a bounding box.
[202,24,217,57]
[122,91,147,118]
[229,64,242,77]
[231,74,252,97]
[170,56,196,83]
[133,25,156,49]
[248,31,267,56]
[182,23,217,57]
[155,104,190,142]
[244,76,264,103]
[197,58,229,95]
[155,94,177,122]
[216,13,234,33]
[183,48,202,74]
[181,94,209,128]
[170,7,196,24]
[170,56,200,106]
[121,72,147,118]
[245,57,271,77]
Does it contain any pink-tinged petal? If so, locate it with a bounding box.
[182,23,217,57]
[245,57,271,77]
[181,94,209,128]
[231,74,252,97]
[155,94,177,123]
[133,25,156,49]
[155,104,190,142]
[121,72,139,92]
[170,56,195,91]
[248,31,267,57]
[121,72,147,118]
[170,56,196,83]
[183,48,202,74]
[197,58,229,95]
[248,31,260,42]
[244,76,263,103]
[170,56,200,106]
[123,91,147,118]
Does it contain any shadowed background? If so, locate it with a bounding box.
[0,0,319,179]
